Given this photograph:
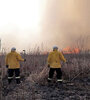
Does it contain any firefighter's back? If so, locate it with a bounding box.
[6,52,20,69]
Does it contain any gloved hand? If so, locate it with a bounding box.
[24,59,26,62]
[6,65,8,68]
[48,64,50,68]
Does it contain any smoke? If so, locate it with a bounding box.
[0,0,90,52]
[41,0,90,49]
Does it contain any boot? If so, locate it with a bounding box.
[8,79,12,84]
[16,79,21,84]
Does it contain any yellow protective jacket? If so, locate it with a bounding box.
[5,51,24,69]
[47,50,66,68]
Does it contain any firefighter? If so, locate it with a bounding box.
[47,46,66,83]
[5,47,26,84]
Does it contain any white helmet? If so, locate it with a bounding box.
[53,46,58,50]
[11,47,16,51]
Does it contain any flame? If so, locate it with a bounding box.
[62,47,80,54]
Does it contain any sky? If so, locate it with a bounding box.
[0,0,90,52]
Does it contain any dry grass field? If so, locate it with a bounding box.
[0,52,90,100]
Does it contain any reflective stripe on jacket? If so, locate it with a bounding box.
[5,51,24,69]
[47,50,66,68]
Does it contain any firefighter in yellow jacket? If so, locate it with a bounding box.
[47,46,66,82]
[5,47,26,84]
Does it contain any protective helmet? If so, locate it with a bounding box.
[53,46,58,50]
[11,47,16,51]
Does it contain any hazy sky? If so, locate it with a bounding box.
[0,0,90,52]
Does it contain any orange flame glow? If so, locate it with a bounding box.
[62,47,80,54]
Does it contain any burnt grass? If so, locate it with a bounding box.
[0,53,90,100]
[1,74,90,100]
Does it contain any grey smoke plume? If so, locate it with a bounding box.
[0,0,90,52]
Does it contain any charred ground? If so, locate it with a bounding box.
[0,53,90,100]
